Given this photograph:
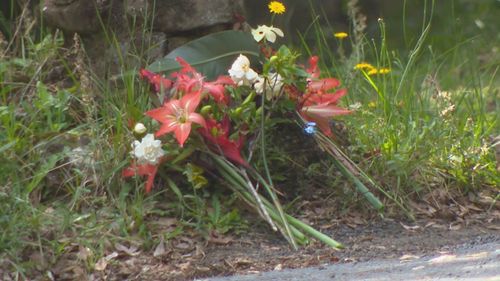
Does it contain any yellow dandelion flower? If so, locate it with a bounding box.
[367,68,378,75]
[378,68,391,74]
[354,63,375,70]
[334,32,348,39]
[268,1,286,14]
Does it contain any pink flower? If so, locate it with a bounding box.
[146,90,206,147]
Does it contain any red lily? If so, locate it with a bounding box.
[139,69,173,93]
[146,90,206,147]
[198,117,249,167]
[172,58,203,95]
[299,99,351,136]
[299,56,351,136]
[175,57,234,104]
[122,162,159,193]
[203,76,234,105]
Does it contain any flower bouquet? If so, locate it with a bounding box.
[122,1,386,249]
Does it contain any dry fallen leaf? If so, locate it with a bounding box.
[95,251,119,271]
[400,222,421,231]
[77,246,92,261]
[153,238,166,257]
[448,222,462,231]
[94,258,108,271]
[485,224,500,230]
[115,243,141,256]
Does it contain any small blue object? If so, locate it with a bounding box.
[304,122,317,135]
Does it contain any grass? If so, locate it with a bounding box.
[297,0,499,208]
[1,0,499,277]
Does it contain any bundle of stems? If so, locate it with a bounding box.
[295,114,413,218]
[210,152,344,250]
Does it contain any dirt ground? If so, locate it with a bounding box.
[94,200,499,281]
[1,188,498,280]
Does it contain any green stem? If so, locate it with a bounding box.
[259,92,298,249]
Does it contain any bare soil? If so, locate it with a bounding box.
[99,205,499,281]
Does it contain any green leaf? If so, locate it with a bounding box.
[148,30,260,80]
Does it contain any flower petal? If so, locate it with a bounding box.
[307,56,320,78]
[266,31,277,43]
[302,104,352,118]
[145,100,180,123]
[308,78,340,92]
[181,90,202,113]
[155,121,178,137]
[251,28,265,42]
[188,112,206,127]
[144,165,158,193]
[271,26,284,37]
[174,123,192,147]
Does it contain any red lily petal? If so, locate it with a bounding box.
[213,75,235,86]
[308,78,340,92]
[139,69,172,93]
[144,165,158,193]
[176,57,196,73]
[301,104,352,118]
[307,56,320,78]
[203,83,228,104]
[188,112,206,128]
[155,120,178,137]
[145,107,168,124]
[300,103,351,137]
[198,117,248,166]
[181,90,202,113]
[122,163,159,193]
[174,122,192,147]
[304,88,347,106]
[217,138,249,167]
[301,112,333,136]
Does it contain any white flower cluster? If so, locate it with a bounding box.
[228,55,284,99]
[131,134,165,165]
[228,25,285,98]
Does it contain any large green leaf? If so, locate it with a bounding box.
[147,30,260,80]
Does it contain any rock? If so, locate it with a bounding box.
[41,0,244,78]
[42,0,110,34]
[153,0,244,33]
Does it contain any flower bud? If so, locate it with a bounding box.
[134,123,147,134]
[231,107,243,118]
[269,55,279,63]
[133,123,147,139]
[200,105,212,116]
[242,92,256,105]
